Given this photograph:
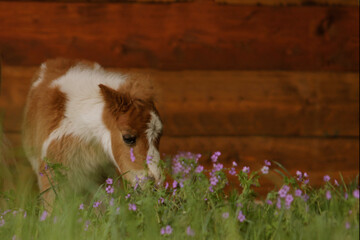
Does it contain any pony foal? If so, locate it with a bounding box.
[23,59,163,206]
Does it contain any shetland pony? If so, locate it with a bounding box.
[23,59,163,206]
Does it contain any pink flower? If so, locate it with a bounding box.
[326,190,332,200]
[186,226,195,236]
[130,148,136,162]
[237,211,246,222]
[295,189,302,197]
[128,203,137,211]
[229,167,236,175]
[195,165,204,173]
[242,166,250,174]
[106,178,113,185]
[93,201,101,208]
[172,180,178,189]
[232,161,238,167]
[39,210,48,221]
[323,175,330,182]
[261,166,269,174]
[353,189,359,199]
[106,185,114,194]
[211,151,221,163]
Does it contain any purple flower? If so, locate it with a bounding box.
[229,167,236,175]
[79,203,84,210]
[334,179,339,186]
[172,189,177,196]
[125,193,131,199]
[172,180,178,189]
[276,198,282,209]
[353,189,359,199]
[344,192,348,200]
[213,163,223,172]
[165,225,173,234]
[93,201,101,208]
[232,161,238,167]
[326,190,332,200]
[266,200,273,205]
[209,185,214,192]
[323,175,330,182]
[242,166,250,174]
[106,185,114,194]
[109,198,114,206]
[222,212,229,219]
[264,160,271,166]
[39,172,44,177]
[128,203,137,211]
[261,166,269,174]
[296,171,302,181]
[0,218,5,227]
[210,176,219,186]
[186,226,195,236]
[211,151,221,163]
[146,155,153,165]
[285,194,294,208]
[304,172,309,178]
[295,189,302,197]
[237,211,246,222]
[158,197,165,204]
[23,211,27,218]
[302,194,310,202]
[40,210,48,221]
[84,220,90,231]
[303,179,309,185]
[164,182,169,190]
[106,178,113,185]
[345,222,351,229]
[278,185,290,198]
[130,148,136,162]
[160,228,166,235]
[195,165,204,173]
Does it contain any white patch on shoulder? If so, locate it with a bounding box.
[145,111,163,182]
[32,63,47,88]
[41,63,128,172]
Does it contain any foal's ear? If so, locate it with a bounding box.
[99,84,132,115]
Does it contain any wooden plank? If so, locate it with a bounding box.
[0,2,358,71]
[216,0,358,6]
[0,66,358,136]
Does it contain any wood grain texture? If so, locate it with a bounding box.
[0,2,358,71]
[1,66,358,136]
[1,0,357,5]
[215,0,358,5]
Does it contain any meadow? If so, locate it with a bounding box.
[0,140,359,240]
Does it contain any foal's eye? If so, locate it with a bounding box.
[122,134,136,145]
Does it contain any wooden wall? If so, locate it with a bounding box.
[0,0,358,191]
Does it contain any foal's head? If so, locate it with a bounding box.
[99,77,163,186]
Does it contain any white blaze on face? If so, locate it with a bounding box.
[145,111,163,183]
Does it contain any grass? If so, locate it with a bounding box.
[0,141,359,239]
